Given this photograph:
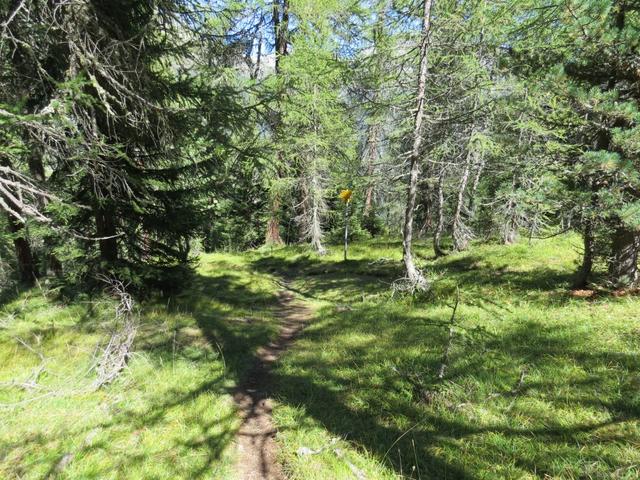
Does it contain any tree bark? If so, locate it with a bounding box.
[433,165,447,257]
[273,0,289,72]
[309,174,326,255]
[6,212,38,285]
[95,207,118,263]
[502,174,518,245]
[402,0,434,287]
[452,148,474,251]
[608,225,639,288]
[265,194,284,245]
[264,0,290,246]
[363,123,379,217]
[503,219,518,245]
[1,157,38,284]
[27,141,62,275]
[418,196,432,238]
[363,3,388,219]
[467,152,485,216]
[574,219,594,289]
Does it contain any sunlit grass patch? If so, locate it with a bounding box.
[2,236,639,479]
[263,234,640,479]
[0,252,282,479]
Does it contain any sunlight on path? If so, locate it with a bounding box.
[233,289,312,480]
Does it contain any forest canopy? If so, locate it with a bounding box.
[1,0,639,292]
[2,1,640,479]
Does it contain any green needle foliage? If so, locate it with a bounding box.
[1,1,640,477]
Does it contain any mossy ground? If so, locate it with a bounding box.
[259,235,640,479]
[0,253,282,479]
[1,235,639,479]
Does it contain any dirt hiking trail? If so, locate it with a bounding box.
[232,288,312,480]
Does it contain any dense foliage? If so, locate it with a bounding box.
[1,0,638,291]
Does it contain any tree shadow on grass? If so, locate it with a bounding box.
[4,251,638,479]
[0,370,237,479]
[252,251,578,307]
[270,307,639,478]
[250,253,640,479]
[433,255,576,305]
[1,271,283,479]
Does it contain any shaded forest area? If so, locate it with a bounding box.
[1,1,639,479]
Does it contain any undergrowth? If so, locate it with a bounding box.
[1,235,639,479]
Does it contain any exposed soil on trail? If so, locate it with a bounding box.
[232,289,311,480]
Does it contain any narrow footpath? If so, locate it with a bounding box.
[233,289,312,480]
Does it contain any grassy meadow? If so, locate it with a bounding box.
[260,235,640,479]
[0,253,282,479]
[1,234,639,479]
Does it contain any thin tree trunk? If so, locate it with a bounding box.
[452,147,474,252]
[363,123,379,217]
[418,197,432,238]
[309,171,326,255]
[467,152,486,216]
[402,0,434,288]
[27,142,62,275]
[574,187,597,288]
[363,2,389,219]
[503,217,518,245]
[609,225,639,288]
[1,158,38,284]
[265,194,284,245]
[273,0,289,70]
[6,212,37,285]
[95,207,118,263]
[265,0,289,246]
[343,202,349,261]
[574,219,594,289]
[502,174,518,245]
[308,85,327,256]
[433,165,447,257]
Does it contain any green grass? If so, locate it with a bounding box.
[0,252,283,479]
[254,235,640,479]
[2,236,639,479]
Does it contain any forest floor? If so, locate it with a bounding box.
[233,288,311,480]
[1,234,639,479]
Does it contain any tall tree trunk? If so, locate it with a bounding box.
[574,219,594,289]
[502,174,518,245]
[265,194,284,245]
[363,122,380,217]
[574,187,598,288]
[502,217,518,245]
[452,148,474,252]
[6,212,38,285]
[95,207,118,263]
[307,86,327,256]
[418,195,432,238]
[1,158,38,284]
[402,0,434,288]
[609,225,639,288]
[433,165,447,257]
[273,0,289,71]
[309,169,327,255]
[467,152,486,216]
[363,2,389,219]
[27,141,62,275]
[265,0,290,246]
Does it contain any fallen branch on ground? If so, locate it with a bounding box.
[437,286,460,380]
[91,276,138,389]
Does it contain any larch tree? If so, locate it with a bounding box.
[264,0,290,246]
[401,0,434,289]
